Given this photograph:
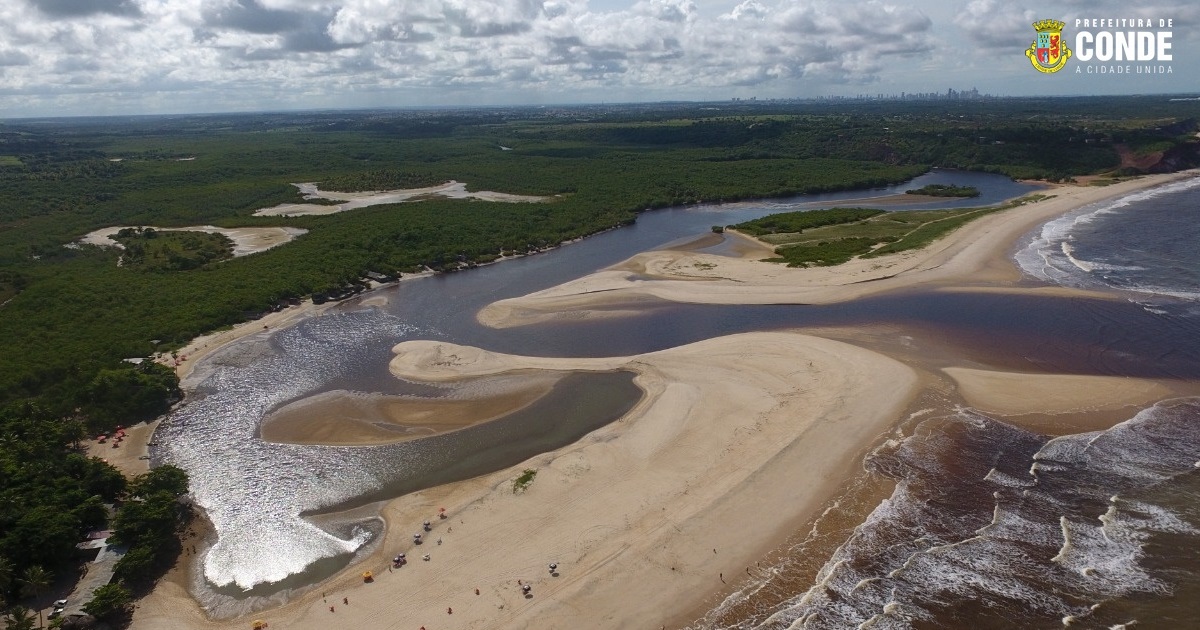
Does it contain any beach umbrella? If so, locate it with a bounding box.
[252,620,268,629]
[362,571,373,582]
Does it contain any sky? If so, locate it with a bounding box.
[0,0,1196,117]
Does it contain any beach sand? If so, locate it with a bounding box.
[943,368,1175,418]
[127,171,1197,630]
[477,174,1194,329]
[85,419,159,478]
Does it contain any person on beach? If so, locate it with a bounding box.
[343,597,348,605]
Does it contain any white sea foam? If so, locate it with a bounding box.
[984,467,1034,488]
[1061,242,1094,272]
[1015,175,1200,295]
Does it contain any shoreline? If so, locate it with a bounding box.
[127,171,1197,629]
[477,172,1195,328]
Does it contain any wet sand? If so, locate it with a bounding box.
[259,377,558,446]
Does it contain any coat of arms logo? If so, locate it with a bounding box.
[1026,19,1072,73]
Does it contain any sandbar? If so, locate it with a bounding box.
[944,367,1175,417]
[259,376,557,446]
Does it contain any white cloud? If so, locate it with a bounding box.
[0,0,1191,116]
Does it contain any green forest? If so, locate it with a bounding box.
[0,96,1198,616]
[906,184,980,197]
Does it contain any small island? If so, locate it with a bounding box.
[905,184,981,197]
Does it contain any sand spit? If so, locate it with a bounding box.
[254,181,550,217]
[130,332,918,630]
[478,173,1196,329]
[944,367,1176,419]
[78,225,307,258]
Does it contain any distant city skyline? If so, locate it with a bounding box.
[0,0,1195,118]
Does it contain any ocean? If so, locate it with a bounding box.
[694,177,1200,629]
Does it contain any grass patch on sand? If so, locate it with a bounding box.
[513,468,538,494]
[740,194,1051,267]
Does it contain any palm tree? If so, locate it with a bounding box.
[0,554,14,595]
[18,566,51,629]
[4,605,37,630]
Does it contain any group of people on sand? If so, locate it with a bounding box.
[314,506,561,626]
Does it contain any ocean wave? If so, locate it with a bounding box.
[1015,176,1200,303]
[695,400,1200,629]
